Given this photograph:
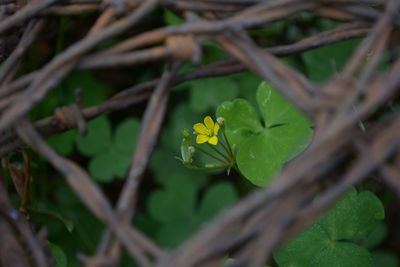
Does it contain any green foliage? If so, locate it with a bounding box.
[49,116,140,182]
[164,9,183,25]
[86,117,140,182]
[274,188,385,267]
[217,82,312,186]
[361,222,386,249]
[48,242,67,267]
[147,177,237,247]
[160,103,199,151]
[149,104,239,247]
[75,116,112,156]
[48,129,77,156]
[33,71,108,121]
[146,96,232,249]
[23,14,397,267]
[302,39,360,82]
[48,185,103,267]
[190,77,240,113]
[363,222,399,267]
[46,71,109,156]
[29,207,74,233]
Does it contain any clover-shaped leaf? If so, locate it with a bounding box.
[88,150,118,182]
[148,175,197,224]
[217,82,312,186]
[75,115,111,156]
[274,188,384,267]
[190,77,240,113]
[147,178,237,248]
[47,71,108,155]
[317,189,385,241]
[197,182,237,222]
[113,119,140,156]
[82,117,140,182]
[48,129,77,155]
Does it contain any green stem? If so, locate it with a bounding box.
[207,143,231,162]
[232,163,240,173]
[183,163,230,171]
[219,137,231,158]
[222,128,234,158]
[193,144,227,163]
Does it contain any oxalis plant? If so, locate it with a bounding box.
[178,82,391,267]
[178,81,312,186]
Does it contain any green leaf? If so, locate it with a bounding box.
[235,72,262,108]
[197,182,237,221]
[64,72,108,106]
[217,82,312,186]
[202,43,229,64]
[189,77,240,113]
[257,83,310,128]
[114,118,140,155]
[88,150,116,182]
[48,242,67,267]
[48,129,77,156]
[150,148,207,187]
[236,130,295,185]
[112,151,132,178]
[29,207,74,233]
[302,39,360,82]
[75,115,111,156]
[156,218,198,248]
[361,222,387,249]
[88,149,131,182]
[164,9,183,25]
[318,188,385,241]
[147,175,197,223]
[274,188,384,267]
[217,99,262,148]
[84,118,140,182]
[147,174,237,248]
[160,103,200,151]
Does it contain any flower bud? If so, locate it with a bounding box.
[182,129,190,138]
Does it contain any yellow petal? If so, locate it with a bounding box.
[193,123,208,135]
[208,136,218,145]
[204,116,214,130]
[196,134,209,144]
[213,123,220,135]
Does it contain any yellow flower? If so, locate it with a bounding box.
[193,116,220,145]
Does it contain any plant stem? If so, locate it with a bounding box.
[207,143,231,162]
[183,163,230,171]
[222,129,234,158]
[219,137,231,157]
[193,144,226,163]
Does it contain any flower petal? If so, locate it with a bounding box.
[213,123,220,135]
[193,123,208,135]
[196,134,209,144]
[208,136,218,145]
[204,116,214,130]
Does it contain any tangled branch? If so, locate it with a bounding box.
[0,0,399,266]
